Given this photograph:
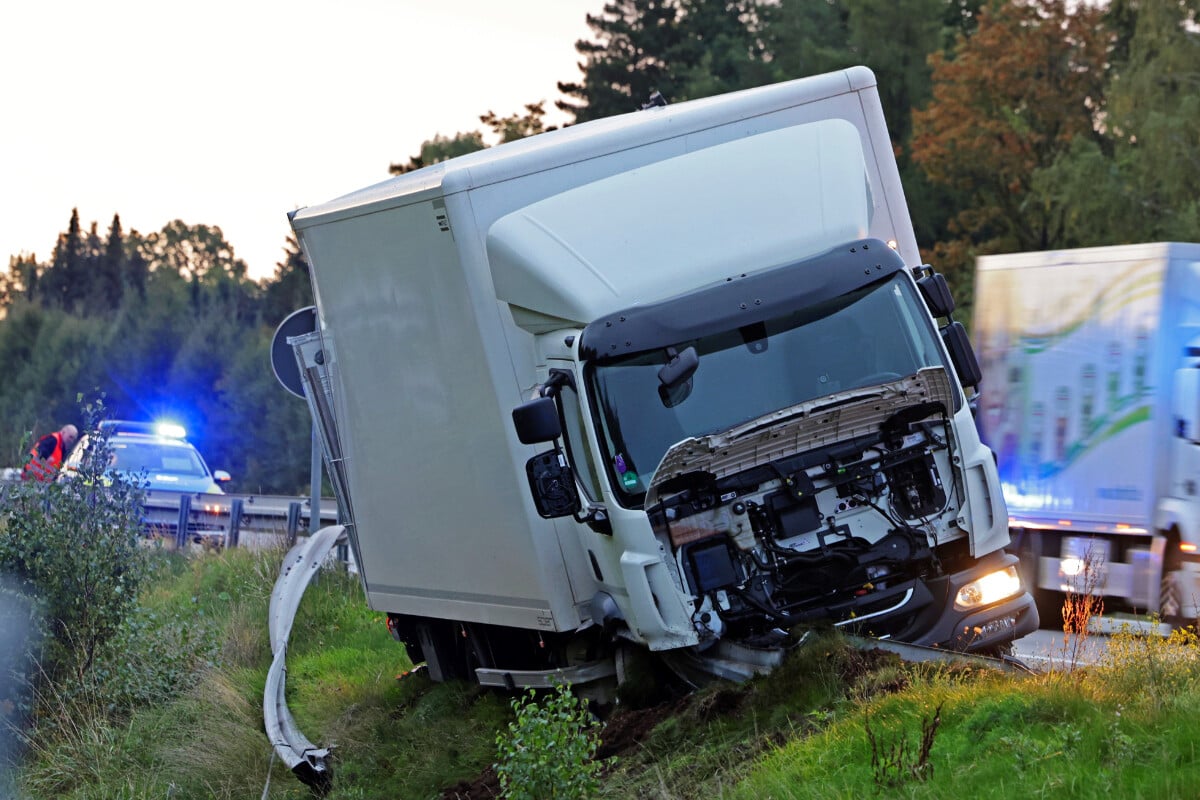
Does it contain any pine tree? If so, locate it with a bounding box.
[41,208,84,310]
[81,221,102,311]
[124,230,148,300]
[4,253,41,304]
[261,236,313,326]
[99,214,125,308]
[760,0,854,83]
[668,0,773,100]
[557,0,689,123]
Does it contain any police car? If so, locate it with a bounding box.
[63,420,231,494]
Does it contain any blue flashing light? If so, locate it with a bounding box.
[155,422,187,439]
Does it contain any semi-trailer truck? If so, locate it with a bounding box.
[974,242,1200,625]
[282,67,1037,692]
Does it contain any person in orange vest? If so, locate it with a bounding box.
[22,424,79,482]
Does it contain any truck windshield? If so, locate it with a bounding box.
[587,273,952,506]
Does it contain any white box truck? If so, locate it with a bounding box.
[283,67,1036,689]
[974,242,1200,624]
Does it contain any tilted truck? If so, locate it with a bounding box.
[974,242,1200,624]
[282,67,1037,693]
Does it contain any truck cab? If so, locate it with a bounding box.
[512,238,1035,665]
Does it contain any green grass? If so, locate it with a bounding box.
[726,637,1200,800]
[14,551,1200,799]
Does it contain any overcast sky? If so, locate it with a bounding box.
[1,1,603,280]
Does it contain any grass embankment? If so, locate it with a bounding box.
[14,547,505,800]
[13,549,1200,799]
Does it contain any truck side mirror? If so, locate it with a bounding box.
[512,396,562,444]
[525,450,582,519]
[942,321,982,389]
[918,273,956,318]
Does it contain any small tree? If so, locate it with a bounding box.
[0,407,147,681]
[494,682,602,800]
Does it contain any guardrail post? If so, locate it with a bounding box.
[228,498,244,548]
[286,501,302,547]
[176,494,192,550]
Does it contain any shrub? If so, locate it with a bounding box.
[0,411,147,681]
[494,681,602,800]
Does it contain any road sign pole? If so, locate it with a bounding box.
[310,423,321,534]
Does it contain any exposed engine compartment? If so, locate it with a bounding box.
[646,369,965,643]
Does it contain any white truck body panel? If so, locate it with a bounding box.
[975,243,1200,529]
[975,243,1200,610]
[290,68,919,634]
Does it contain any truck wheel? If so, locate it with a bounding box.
[1033,589,1066,632]
[1160,571,1184,628]
[615,643,667,709]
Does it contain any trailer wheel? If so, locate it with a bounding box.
[1159,529,1186,629]
[1160,572,1184,627]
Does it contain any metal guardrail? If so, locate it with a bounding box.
[1,473,338,550]
[139,489,339,549]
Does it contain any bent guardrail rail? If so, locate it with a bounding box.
[265,524,347,792]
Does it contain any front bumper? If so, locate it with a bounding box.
[903,550,1040,651]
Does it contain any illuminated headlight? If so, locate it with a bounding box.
[1060,557,1086,577]
[955,566,1022,610]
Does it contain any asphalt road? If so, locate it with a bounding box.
[1010,616,1171,671]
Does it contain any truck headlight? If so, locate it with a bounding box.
[955,565,1021,610]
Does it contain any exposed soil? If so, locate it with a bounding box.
[595,695,690,760]
[440,764,501,800]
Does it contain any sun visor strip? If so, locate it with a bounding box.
[578,239,905,361]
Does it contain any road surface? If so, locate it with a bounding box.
[1011,616,1171,670]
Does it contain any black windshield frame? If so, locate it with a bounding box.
[585,271,955,508]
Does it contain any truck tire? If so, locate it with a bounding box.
[1159,529,1187,629]
[1012,528,1062,630]
[1160,571,1184,628]
[1033,589,1066,632]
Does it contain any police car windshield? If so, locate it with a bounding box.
[111,441,208,477]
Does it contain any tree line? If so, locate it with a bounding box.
[0,211,314,493]
[2,0,1195,491]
